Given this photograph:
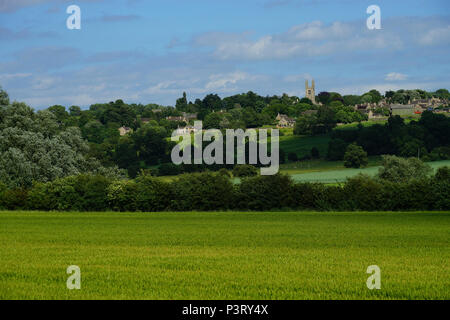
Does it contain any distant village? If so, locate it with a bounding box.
[118,80,449,136]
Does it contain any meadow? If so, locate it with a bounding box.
[1,211,449,300]
[284,160,450,183]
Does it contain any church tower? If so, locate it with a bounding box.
[305,79,316,104]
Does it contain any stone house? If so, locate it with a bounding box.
[118,126,132,136]
[276,113,296,128]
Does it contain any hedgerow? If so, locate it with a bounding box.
[1,167,449,212]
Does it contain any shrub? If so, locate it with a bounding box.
[344,143,368,168]
[343,174,384,210]
[292,182,325,209]
[170,172,235,211]
[158,163,182,176]
[217,168,232,178]
[27,174,111,211]
[232,164,258,177]
[73,174,111,211]
[0,181,7,209]
[238,174,296,210]
[435,166,450,182]
[1,188,28,210]
[107,180,138,212]
[134,175,172,211]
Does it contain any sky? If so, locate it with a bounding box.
[0,0,449,109]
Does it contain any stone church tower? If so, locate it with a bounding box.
[305,79,316,104]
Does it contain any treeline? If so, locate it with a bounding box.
[1,165,449,212]
[327,111,450,161]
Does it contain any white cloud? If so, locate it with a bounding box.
[193,17,450,61]
[205,71,249,90]
[385,72,408,81]
[418,26,450,46]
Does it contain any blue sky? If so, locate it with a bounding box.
[0,0,449,108]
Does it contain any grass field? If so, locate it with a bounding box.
[285,160,450,183]
[1,211,449,300]
[279,134,331,158]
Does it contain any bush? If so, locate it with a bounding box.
[217,168,232,178]
[0,188,28,210]
[343,175,385,210]
[27,174,111,211]
[232,164,258,177]
[107,180,138,212]
[134,175,172,211]
[435,166,450,182]
[158,163,182,176]
[170,172,235,211]
[292,182,325,209]
[0,181,7,209]
[238,174,296,210]
[344,143,368,168]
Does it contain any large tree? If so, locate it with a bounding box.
[0,98,119,188]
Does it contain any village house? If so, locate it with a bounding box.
[166,112,198,123]
[118,126,132,136]
[140,118,151,124]
[276,113,296,128]
[174,125,198,136]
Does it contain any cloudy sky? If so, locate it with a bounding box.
[0,0,449,109]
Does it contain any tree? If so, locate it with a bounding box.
[435,89,450,100]
[69,105,82,116]
[344,143,368,168]
[317,92,330,105]
[288,152,298,162]
[377,155,432,183]
[176,92,188,111]
[327,139,348,161]
[203,112,223,129]
[315,106,336,133]
[232,164,258,177]
[47,105,69,125]
[299,97,313,105]
[0,86,9,106]
[133,125,168,166]
[343,95,361,106]
[294,114,316,135]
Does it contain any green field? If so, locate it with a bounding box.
[285,160,450,183]
[1,211,449,300]
[279,134,330,158]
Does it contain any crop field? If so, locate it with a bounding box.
[1,211,449,300]
[287,160,450,183]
